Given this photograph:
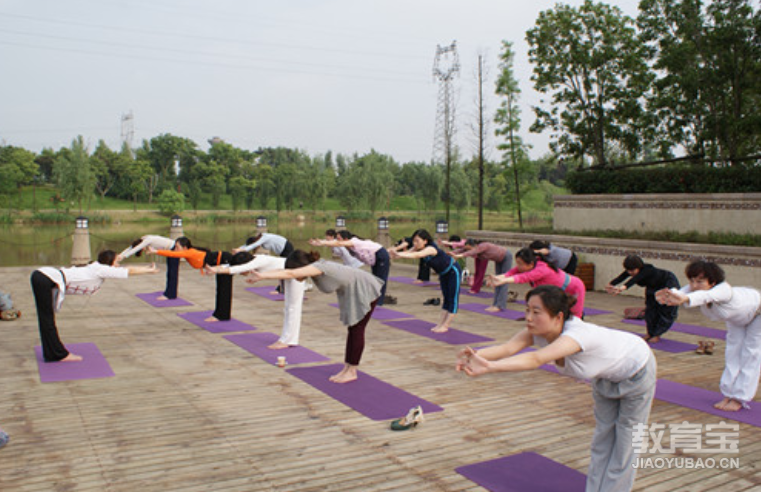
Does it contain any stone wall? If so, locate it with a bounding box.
[464,230,761,297]
[552,193,761,235]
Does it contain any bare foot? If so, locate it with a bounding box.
[156,295,168,301]
[648,336,661,344]
[331,367,358,383]
[267,341,291,350]
[485,306,502,312]
[713,397,731,410]
[204,316,220,323]
[269,290,280,296]
[723,399,743,412]
[329,366,349,382]
[413,280,424,284]
[431,326,449,333]
[59,353,83,362]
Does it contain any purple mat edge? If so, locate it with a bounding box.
[34,343,115,382]
[176,310,258,333]
[136,292,193,307]
[656,379,761,427]
[223,332,331,365]
[285,363,444,421]
[455,451,586,492]
[381,318,494,344]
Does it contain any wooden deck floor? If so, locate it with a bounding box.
[1,263,759,491]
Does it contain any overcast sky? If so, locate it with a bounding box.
[0,0,641,164]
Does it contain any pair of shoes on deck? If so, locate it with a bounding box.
[383,295,397,305]
[390,406,425,431]
[423,298,441,306]
[696,340,715,355]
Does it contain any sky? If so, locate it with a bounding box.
[0,0,642,164]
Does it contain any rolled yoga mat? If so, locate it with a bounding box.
[35,343,115,383]
[286,363,443,421]
[381,318,494,345]
[177,310,257,333]
[224,332,330,366]
[136,291,193,307]
[456,452,586,492]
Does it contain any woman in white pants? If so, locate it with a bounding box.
[657,260,761,412]
[207,255,306,349]
[458,285,656,492]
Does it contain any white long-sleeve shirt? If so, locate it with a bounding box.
[227,255,286,275]
[332,246,364,269]
[677,282,761,329]
[119,235,175,259]
[38,263,130,312]
[239,233,288,255]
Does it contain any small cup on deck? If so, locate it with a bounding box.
[277,356,287,367]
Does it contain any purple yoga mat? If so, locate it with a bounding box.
[224,332,331,366]
[656,380,761,427]
[286,363,443,420]
[35,343,115,383]
[514,300,612,316]
[460,287,493,299]
[459,302,526,321]
[177,311,257,333]
[456,452,586,492]
[614,324,697,353]
[388,276,438,287]
[381,318,494,345]
[245,286,284,301]
[623,318,727,340]
[328,303,414,320]
[136,291,193,308]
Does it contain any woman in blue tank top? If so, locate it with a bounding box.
[390,229,461,333]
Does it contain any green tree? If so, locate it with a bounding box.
[495,40,530,229]
[229,175,256,212]
[91,140,126,200]
[54,136,96,213]
[138,134,198,198]
[124,158,154,211]
[157,188,186,215]
[0,146,38,206]
[639,0,761,163]
[252,163,275,210]
[527,0,654,167]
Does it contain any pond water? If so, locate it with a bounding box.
[0,218,475,267]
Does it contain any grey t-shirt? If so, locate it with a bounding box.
[312,260,384,326]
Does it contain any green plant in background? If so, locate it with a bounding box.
[157,189,186,216]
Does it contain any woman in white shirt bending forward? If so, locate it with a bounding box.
[31,250,158,362]
[457,285,656,492]
[657,260,761,412]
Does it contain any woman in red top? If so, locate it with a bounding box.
[148,238,252,322]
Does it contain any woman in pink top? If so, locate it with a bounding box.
[487,247,586,318]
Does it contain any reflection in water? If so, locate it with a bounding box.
[0,218,459,267]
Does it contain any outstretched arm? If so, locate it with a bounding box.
[126,263,160,275]
[246,264,323,283]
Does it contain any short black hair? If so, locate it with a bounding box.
[685,260,725,285]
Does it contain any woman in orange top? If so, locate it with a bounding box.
[148,238,252,322]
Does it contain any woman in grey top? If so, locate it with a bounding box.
[247,250,384,383]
